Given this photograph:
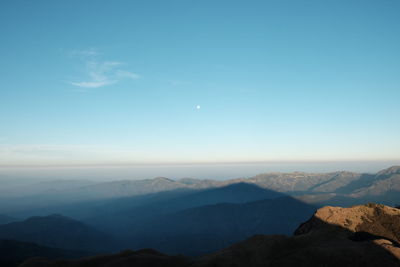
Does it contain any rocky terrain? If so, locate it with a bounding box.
[19,203,400,267]
[1,166,400,262]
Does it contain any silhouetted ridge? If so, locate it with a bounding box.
[20,248,190,267]
[0,214,112,252]
[20,203,400,267]
[195,203,400,267]
[0,239,89,267]
[0,215,17,225]
[123,194,316,255]
[4,166,400,218]
[84,183,289,244]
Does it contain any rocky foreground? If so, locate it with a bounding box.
[20,203,400,267]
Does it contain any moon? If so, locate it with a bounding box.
[196,105,201,110]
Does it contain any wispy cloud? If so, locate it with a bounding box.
[0,144,143,165]
[68,49,140,89]
[69,48,99,57]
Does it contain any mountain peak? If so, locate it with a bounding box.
[152,177,175,183]
[294,203,400,242]
[377,166,400,176]
[193,203,400,267]
[19,203,400,267]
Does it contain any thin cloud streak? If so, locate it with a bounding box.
[68,50,141,88]
[69,48,99,57]
[70,80,114,88]
[0,144,145,165]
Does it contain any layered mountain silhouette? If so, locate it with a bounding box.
[2,166,400,266]
[84,183,288,236]
[196,203,400,267]
[2,166,400,217]
[320,166,400,206]
[0,184,310,257]
[126,195,316,255]
[20,203,400,267]
[55,183,313,255]
[0,214,112,252]
[350,166,400,198]
[0,215,17,225]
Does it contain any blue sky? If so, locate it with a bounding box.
[0,0,400,166]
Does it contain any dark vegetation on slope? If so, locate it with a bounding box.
[19,249,190,267]
[19,203,400,267]
[0,239,90,267]
[1,166,400,265]
[84,183,288,236]
[0,184,316,256]
[126,196,316,255]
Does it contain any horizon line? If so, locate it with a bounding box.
[1,159,399,169]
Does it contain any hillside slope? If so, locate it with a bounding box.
[0,215,112,252]
[196,203,400,266]
[0,239,89,267]
[127,196,316,255]
[20,203,400,267]
[3,166,400,217]
[85,183,287,236]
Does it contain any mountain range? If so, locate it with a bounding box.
[0,215,17,225]
[0,214,112,252]
[1,166,400,265]
[0,183,317,256]
[20,203,400,267]
[2,166,400,217]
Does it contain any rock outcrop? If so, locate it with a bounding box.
[195,203,400,267]
[19,203,400,267]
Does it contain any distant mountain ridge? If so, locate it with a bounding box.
[0,215,17,225]
[82,183,299,251]
[377,166,400,176]
[0,214,112,252]
[87,182,287,229]
[1,166,400,261]
[193,204,400,266]
[2,166,400,225]
[19,203,400,267]
[1,166,400,215]
[127,195,316,255]
[0,184,304,256]
[37,166,400,198]
[0,179,95,198]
